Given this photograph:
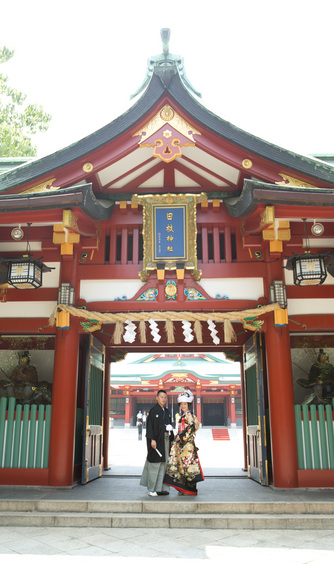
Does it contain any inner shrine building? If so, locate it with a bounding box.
[109,352,242,428]
[1,29,334,489]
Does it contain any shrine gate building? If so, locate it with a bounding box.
[1,29,334,489]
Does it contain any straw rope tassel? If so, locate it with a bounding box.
[113,321,124,345]
[194,320,203,344]
[224,319,236,343]
[139,320,147,343]
[48,303,281,332]
[165,319,175,343]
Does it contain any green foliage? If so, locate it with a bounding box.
[0,46,51,157]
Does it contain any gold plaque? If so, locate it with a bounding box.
[132,192,207,281]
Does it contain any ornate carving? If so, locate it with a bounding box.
[165,280,177,299]
[133,105,201,163]
[275,173,316,188]
[191,269,202,281]
[160,106,175,121]
[136,288,158,301]
[21,178,59,194]
[184,287,206,300]
[139,270,150,282]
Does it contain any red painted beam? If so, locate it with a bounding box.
[173,160,217,189]
[287,286,334,300]
[77,261,267,279]
[0,318,56,332]
[122,161,165,191]
[181,154,236,188]
[0,210,63,224]
[104,157,156,189]
[288,314,334,331]
[6,288,58,301]
[274,205,334,220]
[79,298,261,313]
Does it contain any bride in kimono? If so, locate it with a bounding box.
[163,390,204,496]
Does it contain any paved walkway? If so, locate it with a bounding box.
[1,427,334,562]
[106,426,246,476]
[0,525,333,562]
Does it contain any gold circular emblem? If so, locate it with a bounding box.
[242,159,253,169]
[82,162,94,173]
[165,283,177,297]
[160,106,175,121]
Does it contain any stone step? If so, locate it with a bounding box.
[1,500,334,515]
[0,510,334,529]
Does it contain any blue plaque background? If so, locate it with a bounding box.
[153,205,187,261]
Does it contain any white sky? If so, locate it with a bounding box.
[1,0,333,159]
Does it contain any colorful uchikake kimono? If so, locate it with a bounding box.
[163,410,204,495]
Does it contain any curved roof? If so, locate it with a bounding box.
[225,180,334,217]
[0,74,165,193]
[1,39,333,195]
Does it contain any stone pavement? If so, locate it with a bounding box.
[0,525,334,563]
[0,428,334,562]
[106,426,246,476]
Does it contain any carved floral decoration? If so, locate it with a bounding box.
[133,105,201,163]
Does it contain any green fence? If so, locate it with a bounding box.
[0,397,51,469]
[295,401,334,470]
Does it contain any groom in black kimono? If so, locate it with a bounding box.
[140,389,174,496]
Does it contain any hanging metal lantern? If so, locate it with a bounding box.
[7,256,52,289]
[290,254,327,286]
[269,280,288,326]
[57,283,75,305]
[286,219,328,286]
[269,280,287,309]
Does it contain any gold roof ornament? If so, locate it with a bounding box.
[275,173,316,188]
[133,105,201,163]
[21,178,59,194]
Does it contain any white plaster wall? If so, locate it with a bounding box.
[200,278,264,300]
[0,242,42,252]
[0,301,57,318]
[288,299,334,315]
[80,279,144,302]
[43,262,60,288]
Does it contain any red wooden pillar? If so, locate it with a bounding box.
[230,395,236,427]
[240,362,248,471]
[265,320,298,487]
[125,397,131,427]
[48,319,79,486]
[103,353,111,470]
[196,395,202,425]
[48,250,79,487]
[129,395,134,425]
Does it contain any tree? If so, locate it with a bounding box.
[0,46,51,157]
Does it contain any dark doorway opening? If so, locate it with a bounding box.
[202,400,226,426]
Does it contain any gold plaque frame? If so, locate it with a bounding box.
[132,192,207,281]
